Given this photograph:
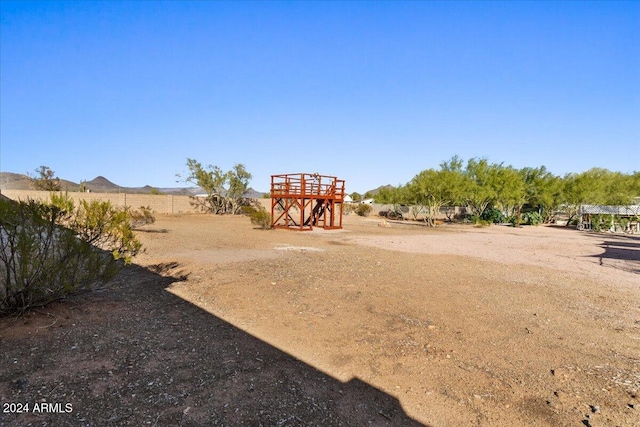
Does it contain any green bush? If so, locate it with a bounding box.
[242,203,272,229]
[480,208,505,224]
[591,214,603,232]
[0,196,142,314]
[355,204,372,217]
[590,214,614,232]
[619,217,630,232]
[522,212,543,226]
[470,214,491,225]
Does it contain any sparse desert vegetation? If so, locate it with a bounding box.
[1,213,638,426]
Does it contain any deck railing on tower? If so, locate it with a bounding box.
[270,173,345,230]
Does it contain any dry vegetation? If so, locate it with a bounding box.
[1,214,639,426]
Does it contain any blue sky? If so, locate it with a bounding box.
[1,1,638,193]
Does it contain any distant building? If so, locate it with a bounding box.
[578,205,640,233]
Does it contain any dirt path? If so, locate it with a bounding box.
[1,214,639,426]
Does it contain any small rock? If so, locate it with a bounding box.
[590,405,600,414]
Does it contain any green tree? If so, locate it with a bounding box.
[30,165,61,191]
[408,169,464,226]
[601,171,637,206]
[226,163,253,214]
[463,158,500,221]
[374,186,404,217]
[400,181,425,221]
[522,166,563,223]
[182,159,253,214]
[493,166,527,226]
[439,155,464,173]
[438,156,468,220]
[349,192,362,202]
[183,158,227,213]
[561,170,596,225]
[632,172,640,203]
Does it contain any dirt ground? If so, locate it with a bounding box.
[1,213,639,427]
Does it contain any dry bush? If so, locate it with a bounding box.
[242,202,272,230]
[128,206,156,229]
[355,204,372,217]
[0,195,142,314]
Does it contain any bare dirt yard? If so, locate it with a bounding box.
[1,214,639,426]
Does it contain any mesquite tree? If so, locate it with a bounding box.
[182,159,253,214]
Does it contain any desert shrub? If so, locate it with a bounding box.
[379,208,403,220]
[457,213,474,223]
[481,208,505,224]
[619,217,630,232]
[343,204,355,215]
[355,204,372,217]
[591,214,603,232]
[128,206,156,228]
[0,196,142,314]
[522,211,543,226]
[242,202,272,229]
[590,214,614,232]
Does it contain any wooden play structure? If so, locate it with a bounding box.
[271,173,345,230]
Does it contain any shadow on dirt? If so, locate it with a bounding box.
[0,261,426,426]
[134,227,170,233]
[590,240,640,274]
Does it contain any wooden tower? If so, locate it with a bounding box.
[270,173,345,230]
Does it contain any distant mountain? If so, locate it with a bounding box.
[364,184,395,197]
[0,172,266,197]
[245,188,266,199]
[0,172,31,190]
[85,176,120,192]
[0,172,79,191]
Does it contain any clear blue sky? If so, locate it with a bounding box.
[1,1,638,193]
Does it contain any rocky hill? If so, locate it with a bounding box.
[0,172,265,197]
[364,184,396,196]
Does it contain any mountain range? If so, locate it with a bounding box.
[0,172,266,198]
[0,171,394,199]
